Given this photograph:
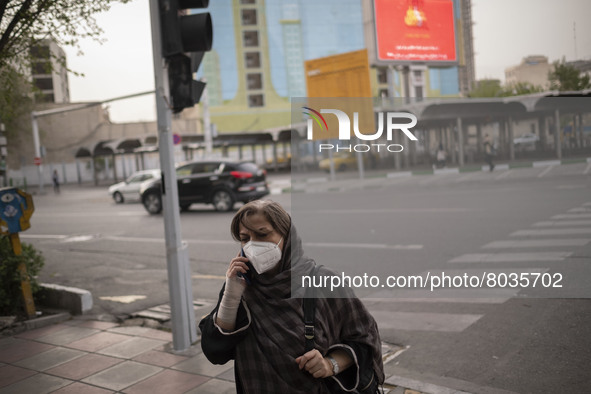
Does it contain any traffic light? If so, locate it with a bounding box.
[159,0,212,113]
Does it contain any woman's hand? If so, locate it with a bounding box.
[216,253,250,331]
[295,349,334,378]
[226,253,250,285]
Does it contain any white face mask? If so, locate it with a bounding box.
[243,238,283,274]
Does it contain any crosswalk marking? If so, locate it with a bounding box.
[483,239,590,248]
[568,207,591,213]
[449,252,571,263]
[551,213,591,219]
[370,310,483,333]
[533,220,591,227]
[510,228,591,236]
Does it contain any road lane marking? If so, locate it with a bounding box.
[537,165,555,178]
[568,207,591,213]
[494,169,513,180]
[305,242,423,250]
[20,234,68,239]
[510,228,591,236]
[317,208,471,214]
[99,295,147,303]
[583,162,591,175]
[551,213,591,219]
[533,220,591,227]
[448,252,571,263]
[370,310,482,332]
[483,239,590,248]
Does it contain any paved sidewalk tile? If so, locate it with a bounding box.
[45,353,123,380]
[172,352,234,378]
[14,324,71,340]
[14,347,86,371]
[82,361,162,392]
[51,382,115,394]
[138,329,173,342]
[123,369,209,394]
[215,366,236,382]
[0,373,71,394]
[132,350,188,368]
[184,378,236,394]
[106,326,153,336]
[65,331,130,352]
[0,339,54,363]
[97,337,166,359]
[0,365,37,388]
[35,326,100,346]
[76,321,119,330]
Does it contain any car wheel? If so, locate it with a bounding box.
[338,164,347,172]
[113,192,124,204]
[212,190,234,212]
[143,192,162,214]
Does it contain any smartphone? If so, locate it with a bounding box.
[237,248,252,285]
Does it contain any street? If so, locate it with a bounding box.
[22,162,591,393]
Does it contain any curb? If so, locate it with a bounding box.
[268,156,591,194]
[39,283,93,315]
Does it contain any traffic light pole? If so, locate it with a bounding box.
[149,0,197,351]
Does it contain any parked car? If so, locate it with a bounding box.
[108,169,161,203]
[513,133,540,151]
[139,160,269,214]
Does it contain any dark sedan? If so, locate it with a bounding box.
[139,160,269,214]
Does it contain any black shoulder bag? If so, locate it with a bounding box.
[303,265,382,394]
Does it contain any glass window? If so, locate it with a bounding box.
[176,165,193,176]
[245,52,261,68]
[377,68,388,84]
[243,31,259,47]
[240,0,255,3]
[247,73,262,90]
[34,77,53,90]
[248,94,264,107]
[241,9,257,25]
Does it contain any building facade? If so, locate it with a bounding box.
[30,39,71,104]
[201,0,476,133]
[505,55,552,89]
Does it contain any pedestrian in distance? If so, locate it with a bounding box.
[199,200,384,393]
[436,143,446,168]
[52,169,60,194]
[483,134,495,172]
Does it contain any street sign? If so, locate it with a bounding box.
[33,157,42,166]
[173,133,181,145]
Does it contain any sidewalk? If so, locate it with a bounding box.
[266,156,591,195]
[0,315,439,394]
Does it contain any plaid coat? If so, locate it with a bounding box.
[199,226,384,393]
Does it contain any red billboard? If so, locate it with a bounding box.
[374,0,457,63]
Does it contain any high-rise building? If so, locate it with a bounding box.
[201,0,475,132]
[30,39,70,104]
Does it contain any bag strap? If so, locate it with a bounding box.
[303,264,322,352]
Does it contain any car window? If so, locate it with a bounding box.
[176,165,192,176]
[141,174,154,181]
[236,163,258,173]
[197,163,221,174]
[127,174,144,183]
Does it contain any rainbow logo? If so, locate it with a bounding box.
[302,107,328,132]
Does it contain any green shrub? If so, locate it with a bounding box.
[0,235,45,316]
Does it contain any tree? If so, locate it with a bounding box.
[469,79,545,98]
[0,0,129,73]
[549,58,591,91]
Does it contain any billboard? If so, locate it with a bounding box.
[374,0,457,64]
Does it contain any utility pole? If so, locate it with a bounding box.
[149,0,212,351]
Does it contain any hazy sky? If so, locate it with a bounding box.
[63,0,591,123]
